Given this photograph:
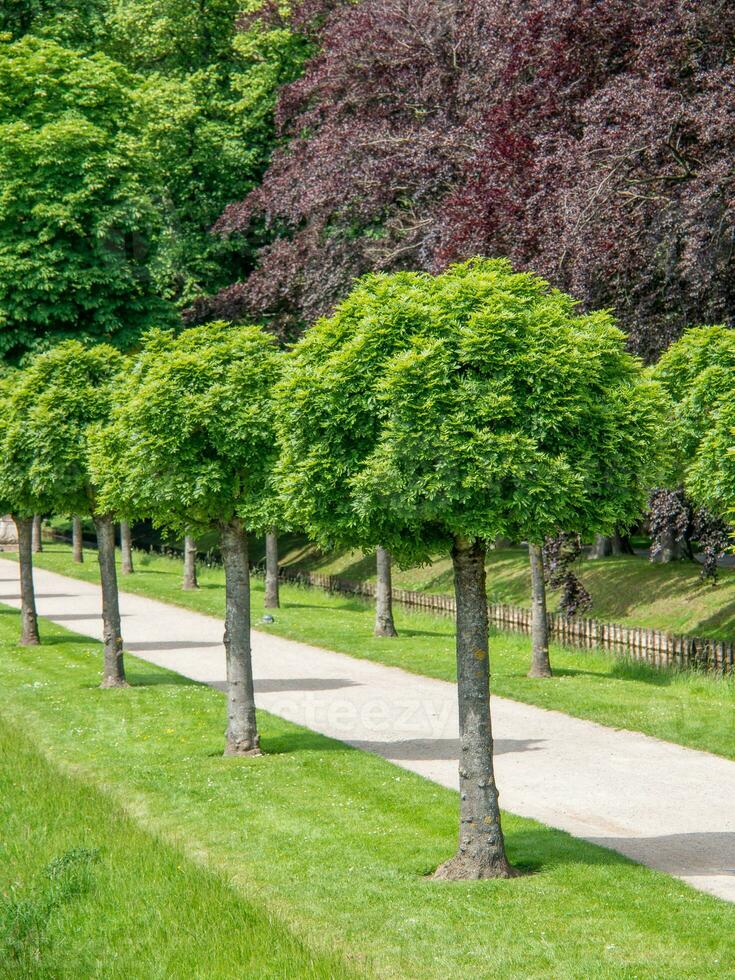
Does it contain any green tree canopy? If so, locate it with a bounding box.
[0,36,174,362]
[277,258,666,560]
[3,2,330,313]
[91,322,280,535]
[654,325,735,523]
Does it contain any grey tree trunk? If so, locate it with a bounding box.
[120,521,134,575]
[434,536,516,880]
[14,516,39,646]
[651,528,685,563]
[72,515,84,563]
[264,529,280,609]
[94,514,127,688]
[528,542,552,678]
[374,545,397,637]
[182,534,198,590]
[589,532,634,559]
[493,536,512,550]
[220,518,260,756]
[32,514,43,553]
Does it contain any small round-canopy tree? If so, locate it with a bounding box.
[276,258,665,880]
[1,342,127,682]
[91,323,280,756]
[0,367,41,645]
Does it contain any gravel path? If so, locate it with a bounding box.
[3,561,735,902]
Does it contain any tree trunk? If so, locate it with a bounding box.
[94,514,127,688]
[651,528,685,563]
[182,534,198,590]
[14,516,39,646]
[528,543,552,678]
[220,518,260,756]
[120,520,134,575]
[72,515,84,563]
[589,532,634,559]
[264,528,280,609]
[589,534,612,559]
[374,545,397,637]
[32,514,43,553]
[434,536,516,880]
[493,536,512,550]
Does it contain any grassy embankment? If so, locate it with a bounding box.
[280,542,735,640]
[1,608,734,978]
[11,545,735,760]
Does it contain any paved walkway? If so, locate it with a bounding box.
[2,561,735,902]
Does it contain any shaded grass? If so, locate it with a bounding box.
[11,545,735,761]
[1,609,735,978]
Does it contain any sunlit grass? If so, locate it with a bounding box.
[1,608,734,978]
[11,544,735,759]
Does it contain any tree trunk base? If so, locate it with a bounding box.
[264,597,280,609]
[182,582,199,591]
[224,736,262,757]
[432,852,519,881]
[20,634,40,647]
[527,664,552,679]
[374,621,398,638]
[100,676,130,689]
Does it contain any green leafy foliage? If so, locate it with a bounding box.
[276,259,667,562]
[4,2,327,315]
[90,322,281,536]
[0,36,174,362]
[0,341,124,516]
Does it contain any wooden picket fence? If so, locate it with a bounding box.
[276,567,735,674]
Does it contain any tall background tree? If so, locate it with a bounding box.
[197,0,734,361]
[2,0,345,327]
[0,36,173,362]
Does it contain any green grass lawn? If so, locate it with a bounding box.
[0,721,349,979]
[279,541,735,640]
[11,544,735,761]
[1,608,734,978]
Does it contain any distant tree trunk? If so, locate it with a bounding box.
[527,543,552,678]
[589,532,634,559]
[120,521,134,575]
[220,518,260,756]
[493,536,512,549]
[650,528,685,563]
[434,536,516,880]
[264,529,280,609]
[14,516,39,646]
[94,514,127,688]
[182,534,198,590]
[32,514,43,553]
[374,545,397,637]
[72,515,84,563]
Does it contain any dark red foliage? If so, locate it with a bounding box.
[197,0,735,352]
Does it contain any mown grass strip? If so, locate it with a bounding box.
[0,709,356,979]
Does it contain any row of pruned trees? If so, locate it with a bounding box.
[2,259,733,879]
